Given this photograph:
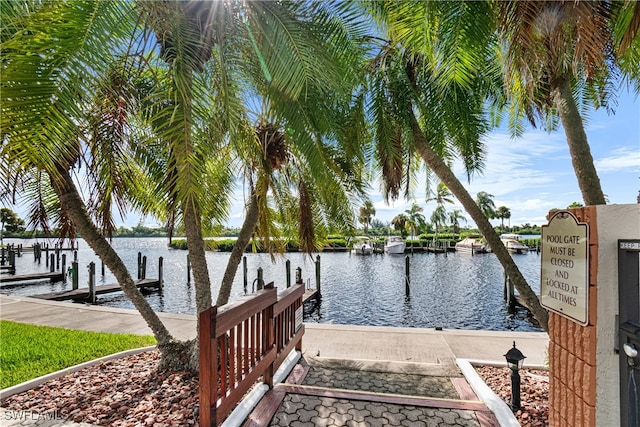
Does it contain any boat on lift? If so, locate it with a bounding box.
[352,238,374,255]
[500,234,530,254]
[384,236,406,254]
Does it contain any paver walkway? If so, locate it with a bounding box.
[246,356,498,426]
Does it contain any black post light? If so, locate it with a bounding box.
[504,341,526,410]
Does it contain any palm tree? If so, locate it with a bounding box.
[426,182,455,243]
[404,203,425,239]
[359,200,376,235]
[426,182,455,207]
[1,0,370,369]
[364,1,549,330]
[448,209,467,240]
[496,1,640,206]
[476,191,497,220]
[430,205,447,242]
[494,206,511,232]
[390,213,409,237]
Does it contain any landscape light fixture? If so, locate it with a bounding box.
[504,341,526,410]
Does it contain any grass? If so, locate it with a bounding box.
[0,320,156,389]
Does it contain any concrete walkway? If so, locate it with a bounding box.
[0,294,549,426]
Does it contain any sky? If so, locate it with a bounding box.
[118,89,638,231]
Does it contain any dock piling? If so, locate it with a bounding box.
[158,257,164,290]
[243,256,248,293]
[187,254,191,285]
[72,261,79,290]
[49,254,55,273]
[88,262,96,304]
[62,254,66,282]
[256,267,264,291]
[504,271,515,307]
[315,255,321,294]
[285,260,291,288]
[295,267,302,285]
[8,250,16,274]
[405,255,410,295]
[142,256,147,280]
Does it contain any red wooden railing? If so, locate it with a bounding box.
[198,283,305,426]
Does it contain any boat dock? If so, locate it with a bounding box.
[0,271,65,284]
[31,278,161,302]
[302,287,318,302]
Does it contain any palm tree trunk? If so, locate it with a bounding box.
[407,113,549,331]
[183,201,213,315]
[50,170,178,346]
[216,192,260,306]
[553,79,606,206]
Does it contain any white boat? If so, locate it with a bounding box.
[454,237,487,254]
[500,234,529,254]
[384,236,406,254]
[352,239,373,255]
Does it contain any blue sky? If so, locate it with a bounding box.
[214,90,639,231]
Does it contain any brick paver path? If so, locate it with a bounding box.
[247,358,497,427]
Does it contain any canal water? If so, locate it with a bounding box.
[2,237,542,331]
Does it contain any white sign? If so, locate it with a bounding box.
[540,211,589,325]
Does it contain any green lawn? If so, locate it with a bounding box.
[0,320,156,389]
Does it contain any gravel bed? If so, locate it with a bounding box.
[475,365,549,426]
[2,350,549,426]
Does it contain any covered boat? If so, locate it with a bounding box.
[454,237,487,254]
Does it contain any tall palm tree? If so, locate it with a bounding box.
[475,191,497,219]
[364,1,549,330]
[404,203,425,239]
[426,182,455,207]
[426,182,455,241]
[448,209,467,240]
[496,1,640,206]
[430,205,447,241]
[1,0,370,369]
[390,213,409,237]
[1,0,186,365]
[359,200,376,235]
[494,206,511,232]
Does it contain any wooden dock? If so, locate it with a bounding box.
[0,271,65,284]
[303,288,319,302]
[31,279,161,302]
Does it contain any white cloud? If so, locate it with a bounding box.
[595,147,640,173]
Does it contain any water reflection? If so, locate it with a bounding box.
[3,238,542,331]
